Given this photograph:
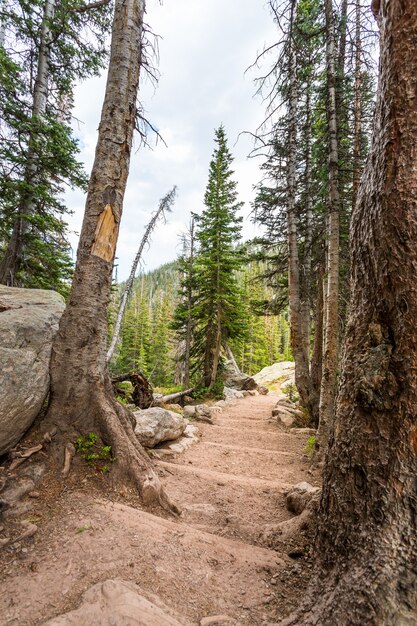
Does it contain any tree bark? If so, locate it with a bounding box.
[309,264,324,427]
[300,72,313,369]
[46,0,178,514]
[281,1,417,622]
[286,0,314,418]
[317,0,341,454]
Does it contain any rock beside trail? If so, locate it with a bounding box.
[0,286,65,456]
[253,361,295,387]
[134,408,186,448]
[224,387,244,401]
[274,408,296,429]
[224,372,258,391]
[273,398,304,429]
[286,481,321,515]
[223,361,258,391]
[183,404,221,423]
[42,579,184,626]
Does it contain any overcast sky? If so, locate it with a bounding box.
[65,0,276,280]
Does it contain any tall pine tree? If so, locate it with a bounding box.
[192,126,245,389]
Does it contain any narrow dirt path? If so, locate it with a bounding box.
[0,392,316,626]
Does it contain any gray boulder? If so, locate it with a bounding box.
[223,386,244,400]
[42,579,184,626]
[134,407,186,448]
[223,359,258,391]
[274,408,296,429]
[253,361,295,387]
[286,481,321,515]
[0,286,65,456]
[224,371,258,391]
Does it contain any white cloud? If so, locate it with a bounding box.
[66,0,276,279]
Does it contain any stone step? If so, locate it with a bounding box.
[158,460,293,490]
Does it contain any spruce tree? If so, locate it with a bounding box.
[192,126,245,389]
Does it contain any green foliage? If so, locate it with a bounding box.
[76,432,114,473]
[75,525,91,534]
[110,254,294,390]
[189,126,246,387]
[0,0,112,292]
[283,382,300,404]
[304,435,317,459]
[193,377,224,401]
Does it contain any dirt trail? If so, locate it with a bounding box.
[0,392,316,625]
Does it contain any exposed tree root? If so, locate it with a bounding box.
[9,444,43,471]
[62,443,76,478]
[0,521,38,550]
[100,397,182,516]
[46,377,181,517]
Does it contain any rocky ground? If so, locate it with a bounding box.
[0,391,320,626]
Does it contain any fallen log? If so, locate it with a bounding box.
[112,372,153,409]
[160,388,195,404]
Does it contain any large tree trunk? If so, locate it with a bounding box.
[46,0,178,514]
[0,0,55,285]
[281,1,417,623]
[317,0,341,453]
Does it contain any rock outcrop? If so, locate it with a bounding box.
[223,359,258,392]
[42,579,184,626]
[253,361,295,387]
[134,407,186,448]
[0,286,65,456]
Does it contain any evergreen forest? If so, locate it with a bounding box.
[0,1,416,624]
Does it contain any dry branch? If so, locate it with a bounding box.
[107,186,177,363]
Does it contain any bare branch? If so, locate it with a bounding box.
[107,186,178,362]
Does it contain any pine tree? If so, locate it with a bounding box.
[0,0,112,292]
[192,126,245,389]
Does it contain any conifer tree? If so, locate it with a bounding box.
[192,126,245,388]
[0,0,112,292]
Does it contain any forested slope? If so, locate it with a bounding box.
[108,259,292,387]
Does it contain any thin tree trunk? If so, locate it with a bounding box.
[0,0,7,47]
[281,2,417,622]
[46,0,178,514]
[300,71,313,367]
[310,264,324,427]
[352,0,362,211]
[286,1,313,416]
[317,0,341,454]
[209,310,222,388]
[0,0,55,285]
[225,344,240,374]
[183,216,195,387]
[107,186,176,362]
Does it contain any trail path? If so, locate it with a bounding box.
[0,392,316,626]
